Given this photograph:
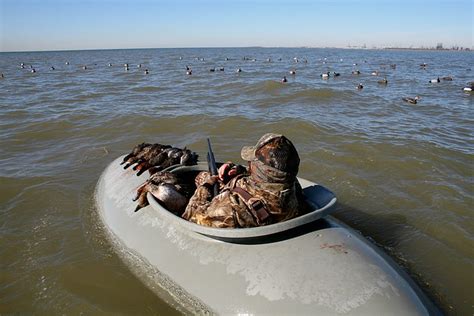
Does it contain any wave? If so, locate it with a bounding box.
[131,86,163,93]
[244,80,286,94]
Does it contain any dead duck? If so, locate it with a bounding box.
[402,96,421,104]
[133,171,188,214]
[121,142,198,176]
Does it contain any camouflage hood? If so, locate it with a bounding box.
[249,159,297,185]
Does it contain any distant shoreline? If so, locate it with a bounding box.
[0,46,472,54]
[382,47,471,52]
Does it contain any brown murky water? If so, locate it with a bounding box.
[1,48,473,314]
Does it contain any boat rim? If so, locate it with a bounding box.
[145,164,337,240]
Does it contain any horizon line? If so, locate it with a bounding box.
[1,45,473,54]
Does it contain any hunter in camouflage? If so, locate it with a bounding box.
[182,133,306,228]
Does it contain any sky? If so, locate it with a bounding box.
[0,0,472,52]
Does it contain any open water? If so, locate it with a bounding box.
[0,47,473,314]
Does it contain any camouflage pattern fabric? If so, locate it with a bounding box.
[182,163,302,228]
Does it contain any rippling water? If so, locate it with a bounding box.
[0,48,473,314]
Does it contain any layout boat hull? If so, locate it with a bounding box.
[95,156,438,315]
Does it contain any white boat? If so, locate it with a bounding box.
[95,156,440,315]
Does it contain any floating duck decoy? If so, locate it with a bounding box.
[429,77,440,83]
[357,83,363,90]
[402,96,421,104]
[463,82,474,92]
[378,78,388,85]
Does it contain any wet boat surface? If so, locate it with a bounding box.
[95,156,440,315]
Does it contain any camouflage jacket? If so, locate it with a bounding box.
[182,171,304,228]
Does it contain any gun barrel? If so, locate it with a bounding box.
[207,138,218,175]
[207,138,219,197]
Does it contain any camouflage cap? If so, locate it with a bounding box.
[241,133,300,175]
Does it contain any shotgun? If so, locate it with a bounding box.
[207,138,219,197]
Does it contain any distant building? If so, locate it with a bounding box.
[436,43,443,50]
